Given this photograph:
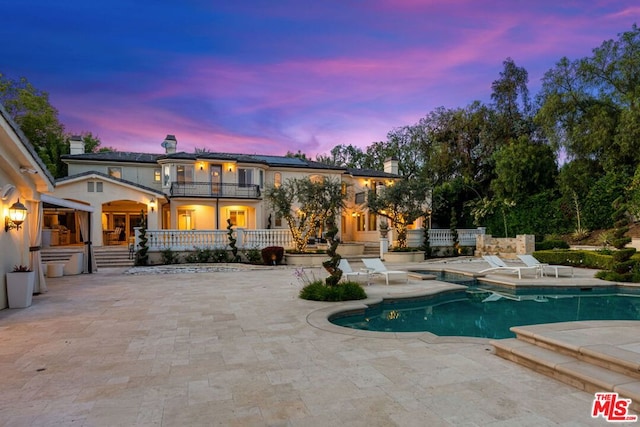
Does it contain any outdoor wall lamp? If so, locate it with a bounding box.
[198,162,205,171]
[5,199,28,232]
[149,198,156,213]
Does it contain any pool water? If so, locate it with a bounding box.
[330,288,640,339]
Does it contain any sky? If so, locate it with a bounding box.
[1,1,638,157]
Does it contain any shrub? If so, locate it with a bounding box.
[533,250,615,270]
[211,249,229,263]
[160,247,180,264]
[261,246,284,265]
[194,246,214,263]
[612,248,636,262]
[299,280,367,301]
[184,252,198,263]
[535,240,570,251]
[242,247,262,264]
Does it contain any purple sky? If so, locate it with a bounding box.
[2,1,638,156]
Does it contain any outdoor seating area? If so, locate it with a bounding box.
[480,255,540,279]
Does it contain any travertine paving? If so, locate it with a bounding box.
[0,259,637,426]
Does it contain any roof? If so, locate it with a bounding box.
[0,103,56,186]
[62,150,402,178]
[61,151,161,164]
[56,170,166,197]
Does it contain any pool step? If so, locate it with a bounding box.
[491,324,640,413]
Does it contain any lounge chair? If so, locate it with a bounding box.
[480,255,538,279]
[338,259,371,284]
[361,258,408,285]
[517,254,574,278]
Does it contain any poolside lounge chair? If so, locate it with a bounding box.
[480,255,539,279]
[517,254,574,278]
[338,259,371,284]
[361,258,408,285]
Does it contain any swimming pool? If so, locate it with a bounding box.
[330,287,640,339]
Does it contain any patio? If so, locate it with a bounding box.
[0,258,636,426]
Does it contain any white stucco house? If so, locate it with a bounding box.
[0,104,55,308]
[51,135,415,248]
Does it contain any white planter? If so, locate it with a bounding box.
[6,271,35,308]
[285,253,328,266]
[382,251,425,263]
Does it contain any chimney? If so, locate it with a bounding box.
[384,157,398,175]
[162,134,178,154]
[69,135,85,155]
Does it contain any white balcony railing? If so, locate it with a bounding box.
[135,227,484,251]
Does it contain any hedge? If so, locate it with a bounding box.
[532,250,615,270]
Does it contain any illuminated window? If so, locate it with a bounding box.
[108,167,122,179]
[368,212,377,231]
[274,172,282,188]
[356,214,365,231]
[177,165,194,184]
[341,182,347,196]
[229,210,246,227]
[154,169,161,182]
[178,209,194,230]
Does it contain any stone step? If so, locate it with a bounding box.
[510,325,640,381]
[492,335,640,413]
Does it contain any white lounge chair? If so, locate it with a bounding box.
[517,254,574,278]
[361,258,408,285]
[338,259,371,284]
[480,255,538,279]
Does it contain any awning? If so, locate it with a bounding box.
[41,194,95,212]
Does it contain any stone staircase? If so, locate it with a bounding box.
[41,245,134,269]
[491,324,640,413]
[93,245,135,268]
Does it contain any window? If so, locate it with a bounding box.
[239,168,253,186]
[178,209,194,230]
[96,182,103,192]
[341,182,347,196]
[108,167,122,179]
[229,210,246,227]
[274,172,282,188]
[356,214,365,231]
[154,169,161,182]
[259,170,264,188]
[87,182,94,192]
[177,165,194,184]
[163,165,171,186]
[275,214,282,227]
[355,192,366,204]
[368,212,377,231]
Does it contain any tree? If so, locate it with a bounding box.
[367,179,429,248]
[0,73,67,177]
[536,25,640,173]
[490,136,558,202]
[265,177,346,253]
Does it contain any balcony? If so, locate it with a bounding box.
[170,182,261,199]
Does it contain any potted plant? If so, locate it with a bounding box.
[6,265,35,308]
[379,221,389,238]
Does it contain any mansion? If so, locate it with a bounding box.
[49,135,422,247]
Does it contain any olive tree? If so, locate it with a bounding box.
[265,177,346,253]
[367,179,430,248]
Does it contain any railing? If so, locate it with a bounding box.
[170,182,261,198]
[406,228,485,247]
[135,227,484,252]
[136,228,295,251]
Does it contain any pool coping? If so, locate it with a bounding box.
[306,266,640,343]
